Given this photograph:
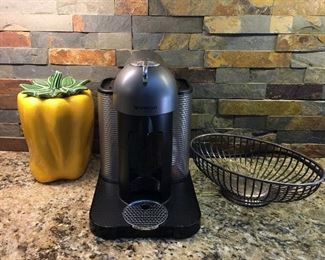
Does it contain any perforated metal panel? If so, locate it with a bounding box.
[98,91,118,182]
[122,200,168,230]
[172,90,192,180]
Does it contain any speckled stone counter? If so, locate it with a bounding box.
[0,151,324,259]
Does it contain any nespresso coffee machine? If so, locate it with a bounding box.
[90,51,201,239]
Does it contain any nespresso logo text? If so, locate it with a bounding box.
[134,105,158,110]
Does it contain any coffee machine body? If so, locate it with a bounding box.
[90,51,201,238]
[114,58,176,204]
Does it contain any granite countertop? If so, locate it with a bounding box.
[0,151,324,259]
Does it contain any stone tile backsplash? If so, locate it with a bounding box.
[0,0,324,156]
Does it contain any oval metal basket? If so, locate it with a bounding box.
[191,133,324,207]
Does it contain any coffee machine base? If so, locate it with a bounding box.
[90,171,201,239]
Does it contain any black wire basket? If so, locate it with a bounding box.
[191,133,324,207]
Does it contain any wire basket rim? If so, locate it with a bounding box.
[191,133,325,187]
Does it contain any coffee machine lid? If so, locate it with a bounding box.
[113,51,177,116]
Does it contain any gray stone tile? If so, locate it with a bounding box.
[189,35,276,50]
[132,16,202,33]
[305,67,325,84]
[31,32,132,49]
[292,52,325,68]
[216,68,250,83]
[133,33,163,50]
[250,68,305,84]
[0,123,21,137]
[192,99,216,114]
[116,50,134,67]
[31,32,89,48]
[192,83,266,99]
[234,116,266,130]
[0,48,47,65]
[65,66,119,82]
[277,130,325,143]
[102,50,194,69]
[0,66,14,78]
[0,110,19,123]
[241,15,271,33]
[293,16,325,33]
[191,113,214,129]
[80,15,131,32]
[156,50,204,67]
[13,65,119,82]
[302,101,325,115]
[13,65,65,79]
[96,33,132,49]
[148,0,167,15]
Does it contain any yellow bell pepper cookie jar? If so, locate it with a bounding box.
[17,71,94,183]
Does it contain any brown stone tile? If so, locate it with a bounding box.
[283,143,325,158]
[172,68,216,83]
[205,51,291,68]
[72,15,85,32]
[270,16,293,33]
[159,34,190,50]
[276,34,325,51]
[204,15,272,34]
[219,100,312,116]
[49,48,116,66]
[0,96,17,109]
[150,0,272,15]
[115,0,148,15]
[268,116,325,130]
[273,0,325,16]
[0,79,30,109]
[0,137,101,152]
[0,79,30,94]
[0,32,31,47]
[204,16,241,33]
[0,137,28,151]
